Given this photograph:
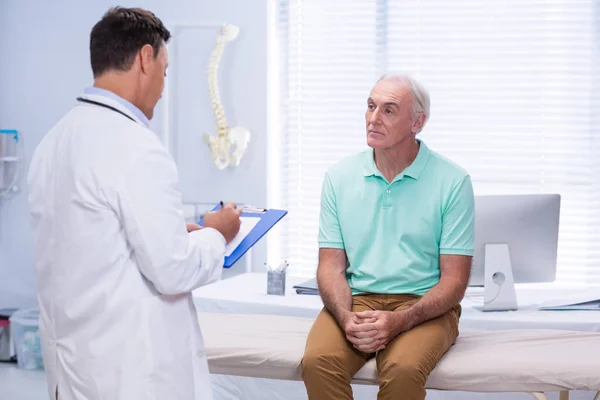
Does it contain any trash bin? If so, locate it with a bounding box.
[0,308,17,362]
[9,308,44,370]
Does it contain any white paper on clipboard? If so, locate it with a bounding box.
[225,216,260,257]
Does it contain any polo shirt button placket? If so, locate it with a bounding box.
[383,187,393,209]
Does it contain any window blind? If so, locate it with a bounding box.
[270,0,600,284]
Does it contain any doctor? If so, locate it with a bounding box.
[27,7,240,400]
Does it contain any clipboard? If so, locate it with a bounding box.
[199,205,288,268]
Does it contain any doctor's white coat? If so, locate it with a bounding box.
[28,93,225,400]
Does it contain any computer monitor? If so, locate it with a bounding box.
[468,193,561,311]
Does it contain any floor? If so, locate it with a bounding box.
[0,361,47,400]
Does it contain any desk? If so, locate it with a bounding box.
[193,273,599,400]
[193,273,600,332]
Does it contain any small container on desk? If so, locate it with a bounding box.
[267,270,286,296]
[267,261,289,296]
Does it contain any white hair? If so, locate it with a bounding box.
[377,73,430,132]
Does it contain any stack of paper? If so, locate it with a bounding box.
[538,290,600,310]
[293,277,319,295]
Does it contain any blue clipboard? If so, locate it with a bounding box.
[199,205,288,268]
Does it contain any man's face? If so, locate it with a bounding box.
[139,43,168,119]
[365,79,422,150]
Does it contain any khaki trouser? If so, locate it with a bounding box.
[301,294,460,400]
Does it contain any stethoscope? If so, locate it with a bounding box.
[76,97,136,123]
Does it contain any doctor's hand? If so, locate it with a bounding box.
[202,202,242,244]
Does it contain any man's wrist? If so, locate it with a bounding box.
[323,302,349,326]
[334,308,352,326]
[398,306,423,332]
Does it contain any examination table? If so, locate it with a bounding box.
[199,312,600,400]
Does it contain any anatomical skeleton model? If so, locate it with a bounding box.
[203,24,250,169]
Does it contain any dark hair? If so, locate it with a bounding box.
[90,7,171,77]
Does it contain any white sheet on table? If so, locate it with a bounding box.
[198,312,600,393]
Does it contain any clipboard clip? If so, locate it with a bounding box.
[239,205,267,214]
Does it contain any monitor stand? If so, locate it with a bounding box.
[481,243,518,312]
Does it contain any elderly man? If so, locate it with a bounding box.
[301,74,475,400]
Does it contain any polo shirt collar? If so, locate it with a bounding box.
[362,139,430,181]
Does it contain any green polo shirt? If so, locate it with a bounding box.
[318,140,475,296]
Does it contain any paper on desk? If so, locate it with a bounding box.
[292,277,319,295]
[539,289,600,310]
[539,302,600,311]
[225,216,260,257]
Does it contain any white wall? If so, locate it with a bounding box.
[0,0,269,308]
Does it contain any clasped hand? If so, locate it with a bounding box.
[341,310,407,353]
